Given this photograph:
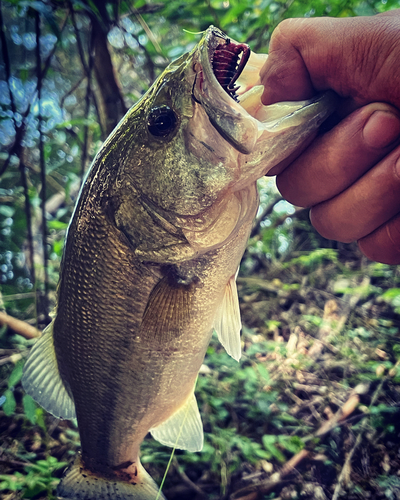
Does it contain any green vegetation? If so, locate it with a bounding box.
[1,0,400,499]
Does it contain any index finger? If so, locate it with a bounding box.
[276,102,400,207]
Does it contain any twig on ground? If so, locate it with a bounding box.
[0,312,41,339]
[172,458,208,498]
[331,379,384,500]
[230,386,365,500]
[0,351,28,366]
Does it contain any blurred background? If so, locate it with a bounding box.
[1,1,400,499]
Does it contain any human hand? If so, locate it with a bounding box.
[260,11,400,264]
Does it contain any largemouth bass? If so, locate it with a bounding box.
[22,26,335,500]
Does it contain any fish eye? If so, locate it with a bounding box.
[147,106,178,137]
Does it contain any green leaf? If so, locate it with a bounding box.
[382,288,400,301]
[48,220,68,230]
[8,361,24,388]
[35,407,47,432]
[24,483,48,498]
[262,434,276,446]
[278,435,305,454]
[262,435,286,463]
[254,448,273,459]
[22,394,37,424]
[2,389,16,416]
[257,363,270,382]
[0,205,15,217]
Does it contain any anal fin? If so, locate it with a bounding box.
[150,392,203,452]
[213,271,242,361]
[22,321,76,420]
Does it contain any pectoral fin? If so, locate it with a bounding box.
[214,272,242,361]
[150,392,203,452]
[22,321,76,420]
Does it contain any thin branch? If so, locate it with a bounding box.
[41,11,69,78]
[81,26,96,184]
[0,1,17,125]
[68,0,89,74]
[1,292,37,301]
[172,458,208,498]
[35,10,49,321]
[130,4,165,57]
[90,12,127,135]
[271,207,307,230]
[0,0,23,177]
[251,195,283,238]
[60,75,85,108]
[68,1,100,180]
[0,312,41,340]
[230,388,364,500]
[331,380,384,500]
[0,351,28,366]
[120,25,156,83]
[19,161,36,286]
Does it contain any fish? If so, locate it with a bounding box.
[22,26,335,500]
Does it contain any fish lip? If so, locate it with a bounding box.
[204,26,251,102]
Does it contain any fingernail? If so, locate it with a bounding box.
[363,110,400,149]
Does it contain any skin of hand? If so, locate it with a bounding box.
[260,10,400,264]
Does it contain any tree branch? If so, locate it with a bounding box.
[251,196,283,238]
[90,12,127,136]
[0,312,41,340]
[35,10,50,321]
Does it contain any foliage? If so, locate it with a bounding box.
[1,0,400,499]
[0,456,67,499]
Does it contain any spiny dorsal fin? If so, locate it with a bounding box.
[22,321,76,420]
[214,271,242,361]
[150,392,203,452]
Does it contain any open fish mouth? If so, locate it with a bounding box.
[193,26,336,156]
[194,26,255,107]
[210,30,250,102]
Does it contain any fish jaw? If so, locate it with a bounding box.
[192,26,336,177]
[192,27,259,154]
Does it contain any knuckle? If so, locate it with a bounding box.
[269,18,310,51]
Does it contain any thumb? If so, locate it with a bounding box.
[261,13,400,108]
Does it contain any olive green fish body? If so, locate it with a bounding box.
[22,26,335,500]
[55,189,253,470]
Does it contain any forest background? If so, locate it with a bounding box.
[1,0,400,499]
